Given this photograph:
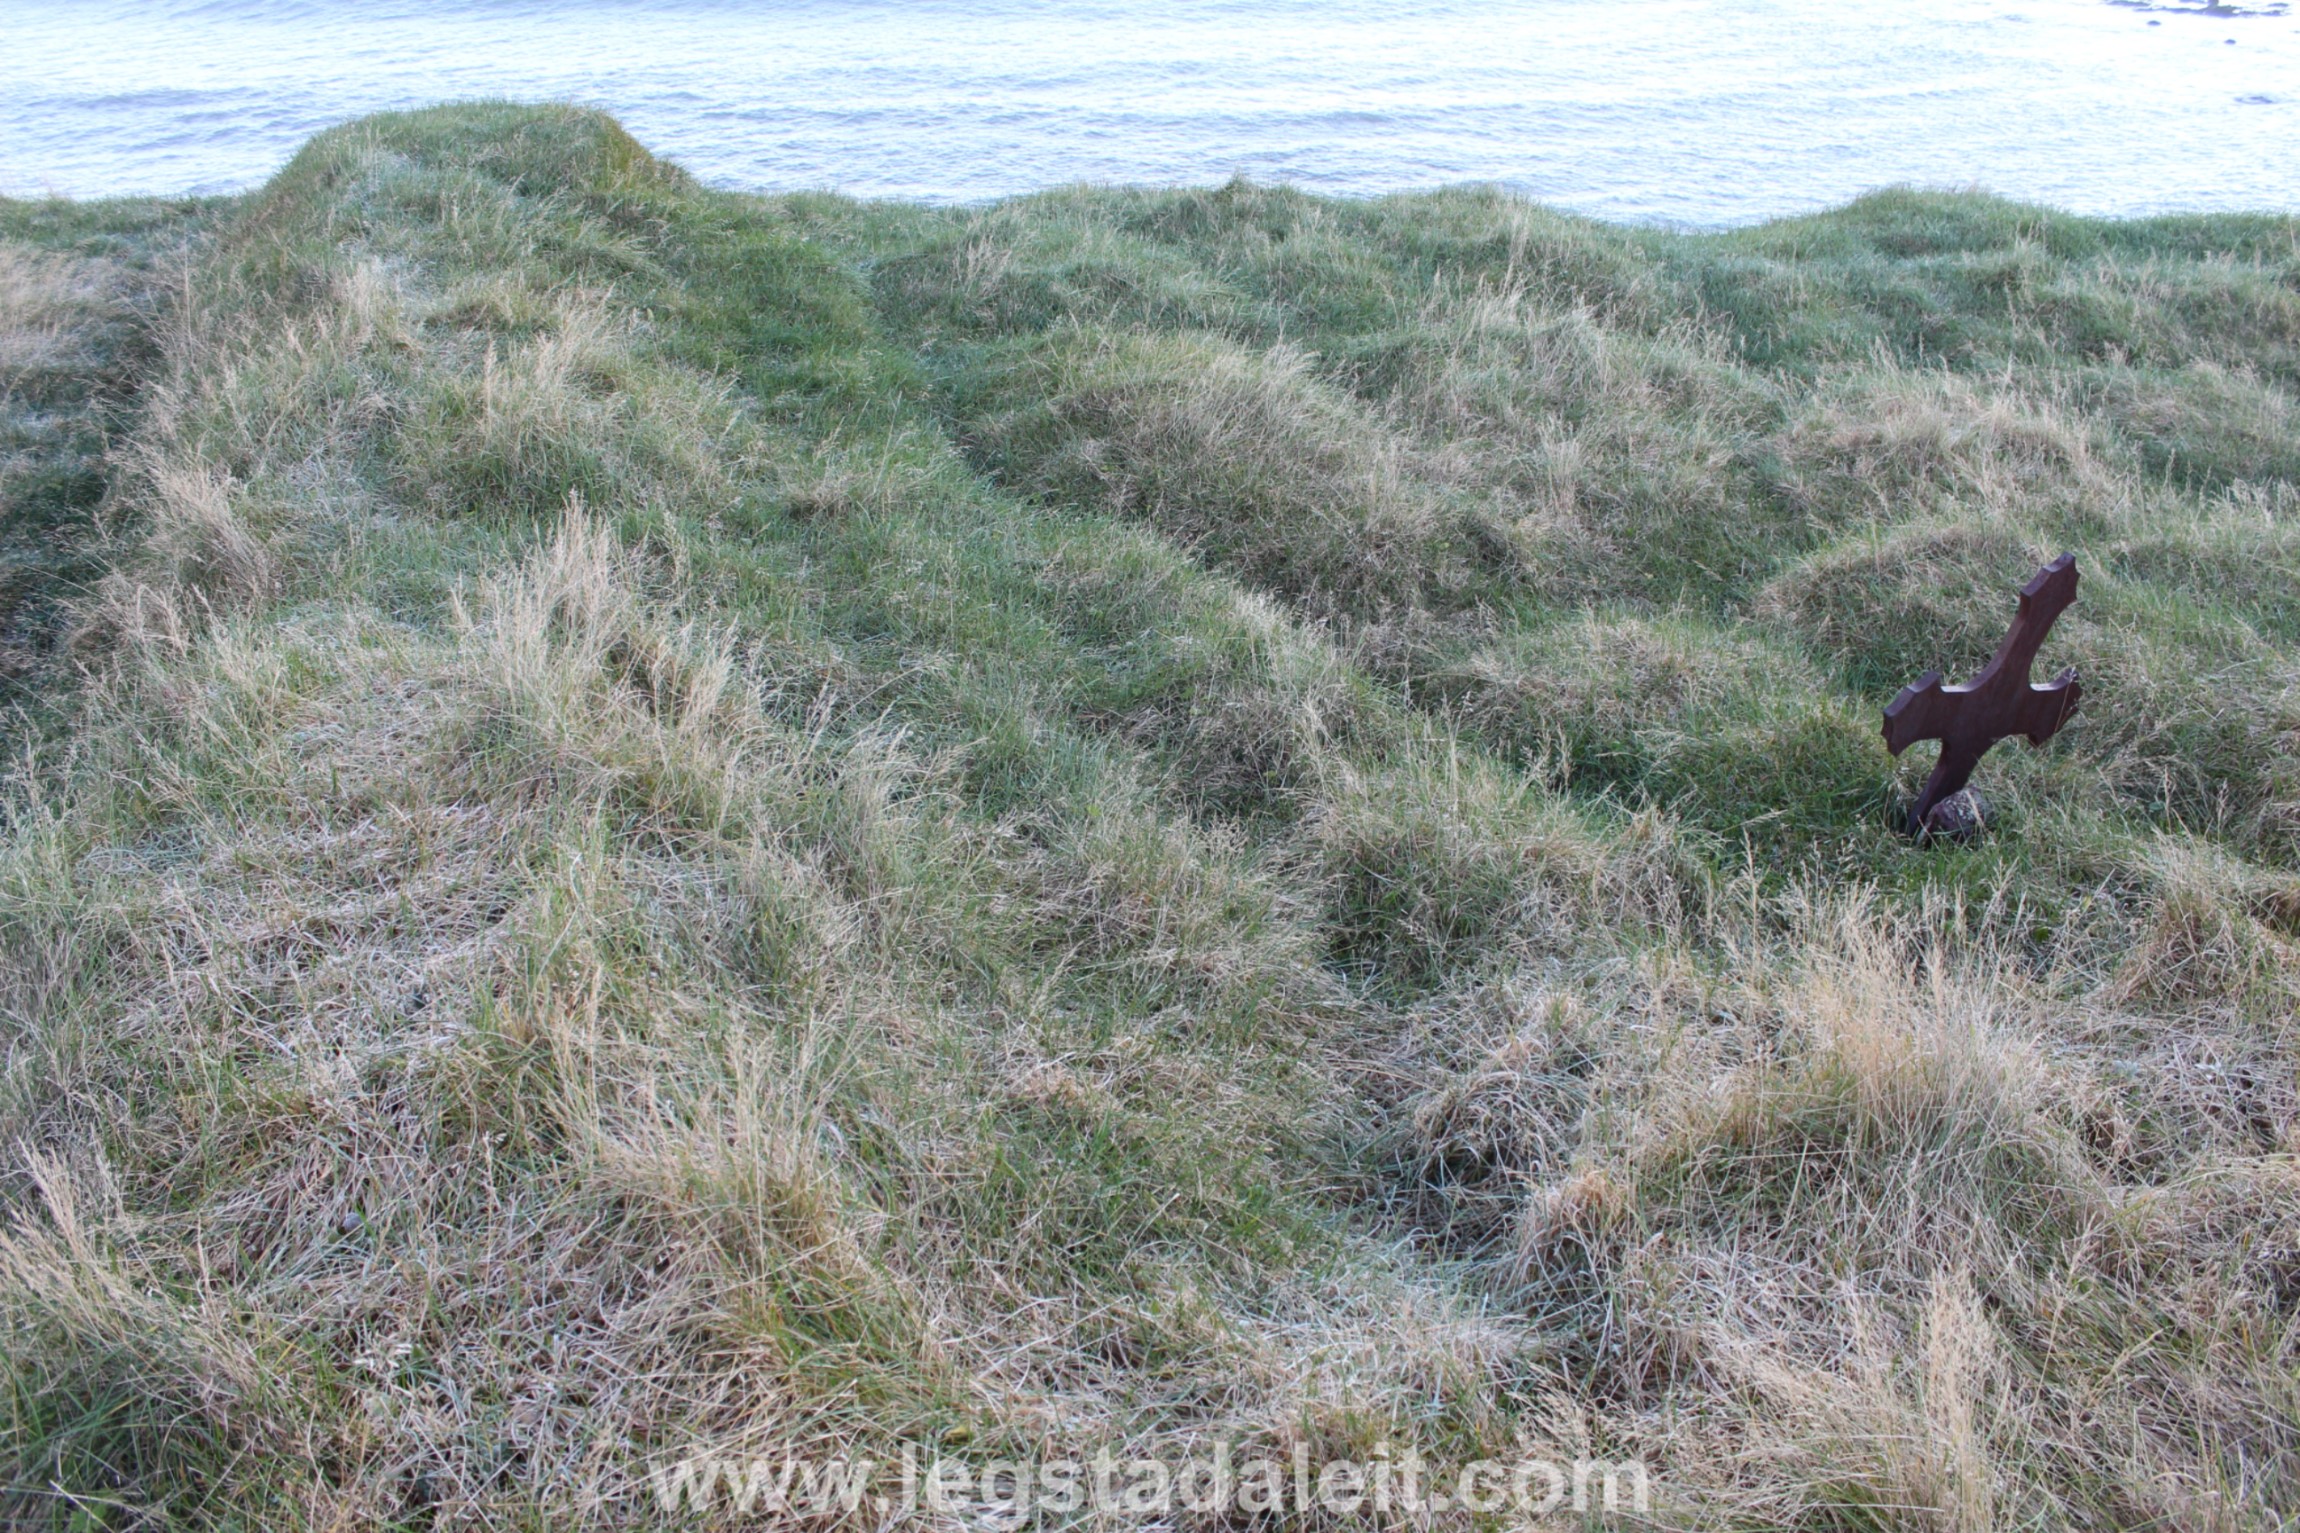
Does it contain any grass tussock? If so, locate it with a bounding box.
[962,328,1476,619]
[2,108,2297,1528]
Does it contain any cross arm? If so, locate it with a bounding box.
[1882,670,1953,757]
[1988,553,2080,680]
[2019,666,2082,746]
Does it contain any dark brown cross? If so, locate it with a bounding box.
[1883,553,2083,834]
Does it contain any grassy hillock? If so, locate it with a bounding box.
[1,104,2296,1528]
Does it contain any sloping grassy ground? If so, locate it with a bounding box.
[0,104,2295,1529]
[0,194,212,715]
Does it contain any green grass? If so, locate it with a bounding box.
[1,104,2296,1529]
[0,194,213,719]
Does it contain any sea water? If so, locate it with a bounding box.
[1,0,2294,225]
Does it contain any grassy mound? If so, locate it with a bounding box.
[1,105,2295,1529]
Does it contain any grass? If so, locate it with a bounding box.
[0,104,2295,1528]
[0,194,212,715]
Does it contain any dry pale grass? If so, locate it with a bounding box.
[1385,885,2296,1525]
[4,111,2298,1531]
[0,248,126,378]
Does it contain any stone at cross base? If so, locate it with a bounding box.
[1883,553,2083,837]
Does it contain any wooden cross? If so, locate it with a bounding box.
[1883,553,2083,834]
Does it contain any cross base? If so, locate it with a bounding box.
[1911,789,1987,841]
